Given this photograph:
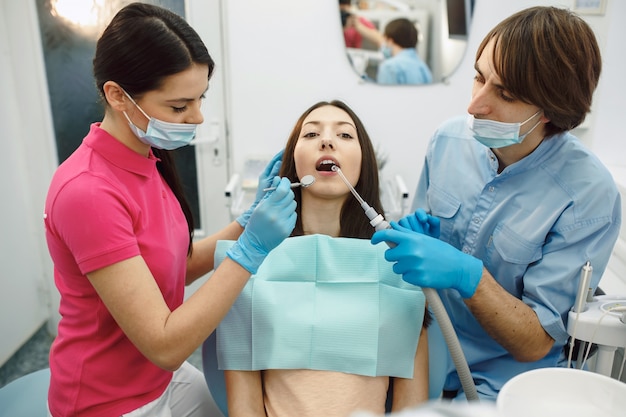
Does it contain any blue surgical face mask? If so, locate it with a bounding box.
[467,110,542,148]
[381,45,392,59]
[122,91,197,150]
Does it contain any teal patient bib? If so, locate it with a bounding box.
[215,235,426,378]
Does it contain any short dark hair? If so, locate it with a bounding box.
[384,18,418,49]
[477,6,601,136]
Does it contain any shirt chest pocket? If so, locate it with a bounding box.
[486,223,543,281]
[427,185,461,242]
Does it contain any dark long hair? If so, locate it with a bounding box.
[93,3,215,254]
[279,100,384,239]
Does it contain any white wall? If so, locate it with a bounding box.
[222,0,625,197]
[589,0,626,169]
[0,0,58,365]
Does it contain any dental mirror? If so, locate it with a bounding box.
[263,174,316,192]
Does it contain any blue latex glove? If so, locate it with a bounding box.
[371,222,483,298]
[398,208,441,238]
[227,177,297,274]
[236,150,284,228]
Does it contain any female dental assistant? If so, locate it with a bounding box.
[373,6,621,400]
[43,3,296,416]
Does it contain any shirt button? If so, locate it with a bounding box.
[489,186,495,192]
[462,247,470,254]
[473,217,480,224]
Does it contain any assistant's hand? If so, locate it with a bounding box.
[371,223,483,298]
[398,208,440,238]
[227,177,296,274]
[236,150,284,228]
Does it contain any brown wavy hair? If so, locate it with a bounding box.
[476,6,601,137]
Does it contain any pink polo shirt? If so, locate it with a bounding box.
[344,16,376,48]
[44,123,189,416]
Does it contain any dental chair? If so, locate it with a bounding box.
[0,368,50,417]
[202,332,228,417]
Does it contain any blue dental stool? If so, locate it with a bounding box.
[0,368,50,417]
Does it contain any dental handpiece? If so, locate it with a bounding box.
[332,164,479,400]
[567,261,594,368]
[331,165,391,231]
[263,174,315,192]
[573,261,592,313]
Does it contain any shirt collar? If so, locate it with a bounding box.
[398,48,417,57]
[84,123,158,178]
[496,133,563,176]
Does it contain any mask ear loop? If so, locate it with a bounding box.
[521,119,542,138]
[121,111,143,134]
[521,110,542,125]
[122,90,151,121]
[121,89,152,138]
[518,110,543,140]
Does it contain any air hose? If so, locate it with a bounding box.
[424,287,479,401]
[332,165,479,401]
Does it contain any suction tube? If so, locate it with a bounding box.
[424,287,478,401]
[332,165,479,401]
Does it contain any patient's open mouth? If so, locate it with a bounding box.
[317,160,337,171]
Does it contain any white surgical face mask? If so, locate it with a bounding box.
[467,110,542,148]
[122,91,197,150]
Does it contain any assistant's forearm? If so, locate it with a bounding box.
[354,20,383,47]
[465,269,554,362]
[186,220,244,283]
[89,255,252,372]
[153,258,252,370]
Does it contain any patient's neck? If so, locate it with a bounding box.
[300,194,345,237]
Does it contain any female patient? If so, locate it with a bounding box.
[216,100,429,417]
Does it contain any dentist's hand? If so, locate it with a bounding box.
[398,208,440,238]
[236,150,284,228]
[227,177,297,274]
[372,223,483,298]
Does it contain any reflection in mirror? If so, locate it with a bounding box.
[338,0,474,85]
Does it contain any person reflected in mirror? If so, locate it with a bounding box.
[43,3,296,416]
[217,100,430,417]
[376,18,432,85]
[372,7,621,401]
[340,0,383,49]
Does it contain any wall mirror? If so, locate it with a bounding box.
[338,0,474,84]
